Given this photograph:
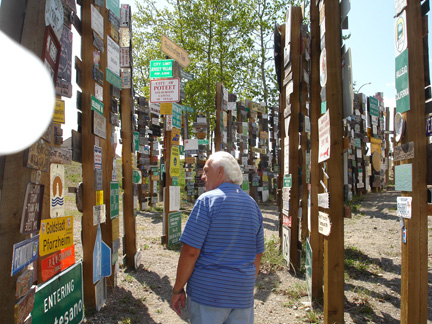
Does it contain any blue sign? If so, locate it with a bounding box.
[93,225,112,283]
[11,235,39,276]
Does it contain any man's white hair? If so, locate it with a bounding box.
[208,151,243,185]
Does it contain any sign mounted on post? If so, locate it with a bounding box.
[150,78,180,103]
[150,59,174,79]
[32,261,84,324]
[161,34,190,68]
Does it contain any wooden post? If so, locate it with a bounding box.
[121,90,136,267]
[215,82,222,152]
[322,1,345,322]
[309,0,323,303]
[288,6,302,271]
[80,0,98,308]
[400,1,428,322]
[279,24,286,243]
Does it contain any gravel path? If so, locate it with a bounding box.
[80,189,432,323]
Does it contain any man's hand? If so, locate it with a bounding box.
[171,290,186,316]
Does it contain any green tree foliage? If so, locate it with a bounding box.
[132,0,305,134]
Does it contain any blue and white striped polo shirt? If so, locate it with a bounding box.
[180,182,265,309]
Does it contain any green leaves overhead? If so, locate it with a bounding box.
[132,0,304,130]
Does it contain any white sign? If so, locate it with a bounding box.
[318,212,331,236]
[150,103,161,116]
[184,138,199,151]
[95,83,103,101]
[94,146,102,170]
[395,10,407,57]
[150,78,180,103]
[227,102,236,111]
[93,204,107,225]
[91,5,104,39]
[395,0,407,15]
[318,110,331,163]
[282,226,291,269]
[397,196,412,219]
[45,0,64,41]
[107,36,120,76]
[317,193,329,209]
[169,186,181,211]
[50,163,65,218]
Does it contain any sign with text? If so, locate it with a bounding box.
[54,99,65,124]
[41,245,75,282]
[168,212,182,246]
[21,183,44,235]
[39,216,73,256]
[150,78,180,103]
[161,34,190,68]
[318,212,331,236]
[110,182,120,219]
[170,146,180,178]
[32,261,83,324]
[150,59,174,79]
[318,110,331,163]
[11,235,39,276]
[172,103,182,128]
[397,196,412,219]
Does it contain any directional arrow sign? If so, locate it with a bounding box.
[161,34,190,68]
[93,225,112,284]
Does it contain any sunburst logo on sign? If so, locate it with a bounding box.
[50,163,65,218]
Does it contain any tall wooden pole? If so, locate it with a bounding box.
[400,1,428,322]
[322,0,345,322]
[309,0,323,303]
[81,0,98,308]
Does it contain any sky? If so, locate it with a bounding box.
[63,0,432,144]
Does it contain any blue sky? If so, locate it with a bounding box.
[64,1,431,140]
[344,0,431,108]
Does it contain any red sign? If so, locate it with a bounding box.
[283,215,292,227]
[41,245,75,282]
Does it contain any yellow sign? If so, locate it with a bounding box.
[370,137,382,154]
[96,190,104,205]
[112,217,119,241]
[160,102,172,115]
[161,34,190,68]
[171,127,180,145]
[170,146,180,178]
[39,216,73,256]
[53,99,65,124]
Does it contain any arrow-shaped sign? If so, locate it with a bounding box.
[161,34,190,68]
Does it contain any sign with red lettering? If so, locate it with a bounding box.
[149,78,180,103]
[41,245,75,282]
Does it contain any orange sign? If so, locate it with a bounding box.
[41,245,75,282]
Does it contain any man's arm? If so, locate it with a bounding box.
[254,253,263,278]
[171,243,201,316]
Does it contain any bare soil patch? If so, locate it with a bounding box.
[71,189,432,324]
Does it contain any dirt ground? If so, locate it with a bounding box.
[72,189,432,324]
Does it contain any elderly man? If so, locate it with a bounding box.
[171,151,265,324]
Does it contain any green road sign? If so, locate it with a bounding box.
[106,68,122,89]
[91,95,104,115]
[150,59,174,79]
[198,139,209,145]
[183,105,194,113]
[168,211,182,246]
[283,174,292,188]
[32,262,83,324]
[369,96,379,117]
[172,103,182,129]
[179,145,184,155]
[180,69,194,81]
[395,49,410,113]
[132,170,141,184]
[110,181,120,219]
[172,177,178,186]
